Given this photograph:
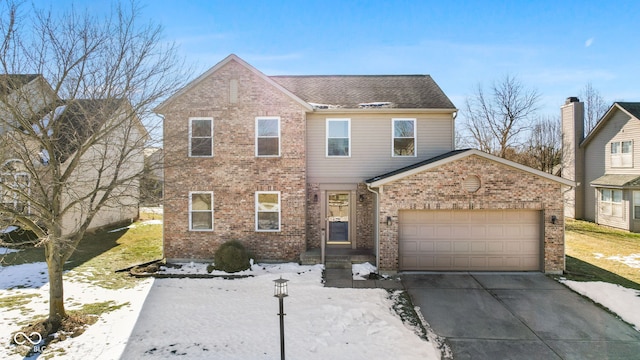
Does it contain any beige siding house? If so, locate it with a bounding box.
[159,54,572,273]
[0,76,147,236]
[563,99,640,231]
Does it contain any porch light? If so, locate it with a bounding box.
[359,194,365,202]
[551,215,557,224]
[273,276,289,360]
[386,216,392,226]
[313,194,318,203]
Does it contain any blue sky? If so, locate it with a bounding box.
[32,0,640,117]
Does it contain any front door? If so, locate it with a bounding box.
[327,192,350,245]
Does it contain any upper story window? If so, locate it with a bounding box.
[189,117,213,157]
[393,118,416,157]
[189,191,213,231]
[256,117,280,157]
[327,119,350,157]
[256,191,280,231]
[611,140,632,168]
[600,188,622,217]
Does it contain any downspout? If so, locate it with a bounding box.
[366,184,380,270]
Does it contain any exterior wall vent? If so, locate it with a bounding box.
[463,175,481,193]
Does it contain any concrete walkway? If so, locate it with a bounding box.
[323,268,404,290]
[403,272,640,360]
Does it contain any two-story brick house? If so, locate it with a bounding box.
[157,54,572,273]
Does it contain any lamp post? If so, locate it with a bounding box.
[273,276,289,360]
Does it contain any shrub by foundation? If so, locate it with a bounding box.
[214,240,250,273]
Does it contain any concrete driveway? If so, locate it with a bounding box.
[402,273,640,360]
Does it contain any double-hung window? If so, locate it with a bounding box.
[601,189,622,217]
[1,160,30,214]
[256,191,280,231]
[189,117,213,157]
[189,191,213,231]
[256,117,280,157]
[326,119,350,157]
[611,140,632,167]
[393,118,416,156]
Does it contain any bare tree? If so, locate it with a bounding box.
[463,74,541,159]
[579,82,608,134]
[0,0,187,332]
[522,116,562,174]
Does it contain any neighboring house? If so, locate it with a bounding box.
[141,147,164,205]
[563,97,640,232]
[157,54,572,274]
[0,75,147,235]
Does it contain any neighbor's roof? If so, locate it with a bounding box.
[582,102,640,147]
[366,148,575,187]
[270,75,456,110]
[590,174,640,188]
[0,74,40,96]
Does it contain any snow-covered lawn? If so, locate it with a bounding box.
[1,262,441,359]
[1,259,639,359]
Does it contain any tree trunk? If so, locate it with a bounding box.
[47,255,66,331]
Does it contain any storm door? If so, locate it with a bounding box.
[327,192,350,244]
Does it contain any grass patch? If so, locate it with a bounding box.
[564,219,640,289]
[0,293,40,309]
[77,300,130,316]
[388,290,428,341]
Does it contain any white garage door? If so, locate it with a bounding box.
[399,210,541,271]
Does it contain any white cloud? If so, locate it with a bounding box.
[585,38,594,47]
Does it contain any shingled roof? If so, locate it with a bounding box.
[270,75,455,109]
[617,102,640,119]
[0,74,40,96]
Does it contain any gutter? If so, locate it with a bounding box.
[366,184,380,270]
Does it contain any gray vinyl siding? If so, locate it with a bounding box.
[583,110,640,224]
[306,112,454,183]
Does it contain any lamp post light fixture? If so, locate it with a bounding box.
[273,276,289,360]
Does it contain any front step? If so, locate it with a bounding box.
[325,256,352,269]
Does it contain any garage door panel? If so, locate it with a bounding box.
[399,210,541,271]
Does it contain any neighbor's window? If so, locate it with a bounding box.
[326,119,350,157]
[601,188,622,217]
[0,160,30,214]
[634,191,640,220]
[256,117,280,157]
[256,191,280,231]
[189,117,213,157]
[189,191,213,231]
[393,118,416,156]
[611,140,632,168]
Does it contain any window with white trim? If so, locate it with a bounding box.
[326,119,350,157]
[600,188,622,217]
[1,160,30,214]
[189,191,213,231]
[256,191,280,231]
[392,118,416,156]
[611,140,632,168]
[256,117,280,157]
[189,118,213,157]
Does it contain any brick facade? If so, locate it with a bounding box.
[161,59,307,262]
[375,154,565,273]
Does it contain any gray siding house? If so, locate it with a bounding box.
[563,98,640,232]
[159,54,572,273]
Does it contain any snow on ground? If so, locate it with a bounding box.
[0,262,153,360]
[2,258,640,360]
[0,247,21,255]
[593,252,640,268]
[561,280,640,331]
[123,263,441,360]
[1,262,440,360]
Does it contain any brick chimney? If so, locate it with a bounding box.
[561,97,585,219]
